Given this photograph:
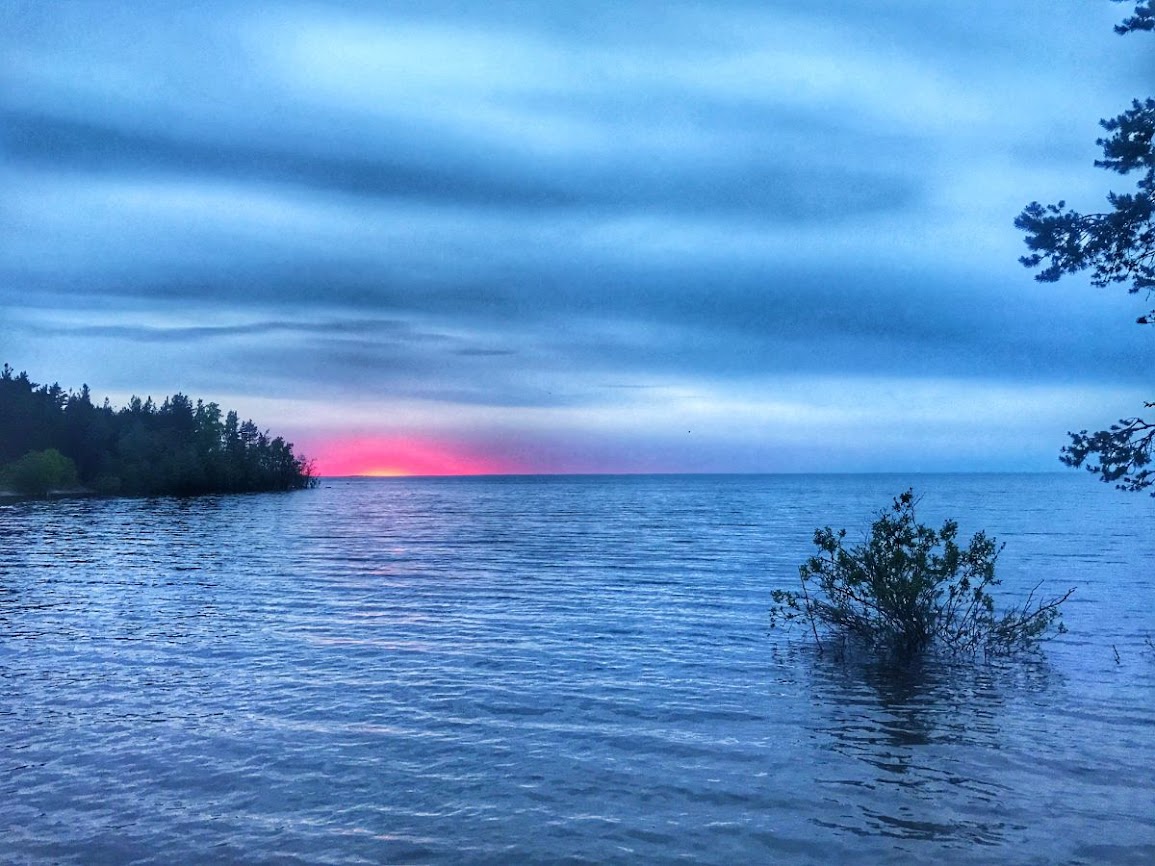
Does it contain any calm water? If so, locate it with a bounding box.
[2,474,1154,865]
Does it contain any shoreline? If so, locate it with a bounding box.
[0,486,97,502]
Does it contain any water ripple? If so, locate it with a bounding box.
[2,475,1154,864]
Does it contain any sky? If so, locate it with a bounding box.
[2,0,1152,475]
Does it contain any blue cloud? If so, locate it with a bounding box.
[1,0,1149,469]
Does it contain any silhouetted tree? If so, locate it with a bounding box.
[1016,2,1154,493]
[0,367,316,497]
[1116,0,1155,33]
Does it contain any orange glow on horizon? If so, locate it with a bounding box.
[310,436,516,477]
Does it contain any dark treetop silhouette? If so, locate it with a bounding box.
[1016,0,1154,494]
[0,365,315,496]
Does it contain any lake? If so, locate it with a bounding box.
[2,474,1153,864]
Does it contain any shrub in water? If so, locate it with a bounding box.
[770,491,1073,657]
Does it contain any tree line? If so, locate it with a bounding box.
[0,365,316,496]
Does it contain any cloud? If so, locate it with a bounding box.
[2,106,919,222]
[13,317,426,343]
[1,0,1149,471]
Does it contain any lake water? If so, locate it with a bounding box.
[2,474,1154,865]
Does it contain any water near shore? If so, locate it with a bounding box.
[2,474,1154,864]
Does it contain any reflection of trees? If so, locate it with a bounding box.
[793,650,1057,846]
[0,496,230,638]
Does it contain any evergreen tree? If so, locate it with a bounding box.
[1015,2,1154,494]
[0,366,316,497]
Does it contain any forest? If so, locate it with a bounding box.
[0,365,316,497]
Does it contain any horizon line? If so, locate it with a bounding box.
[319,469,1074,479]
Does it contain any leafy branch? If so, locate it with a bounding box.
[1063,410,1155,493]
[1114,0,1155,34]
[1015,9,1154,494]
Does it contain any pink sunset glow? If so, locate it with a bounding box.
[310,436,519,477]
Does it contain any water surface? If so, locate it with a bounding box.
[2,474,1153,864]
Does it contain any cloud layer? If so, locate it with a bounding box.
[2,0,1149,472]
